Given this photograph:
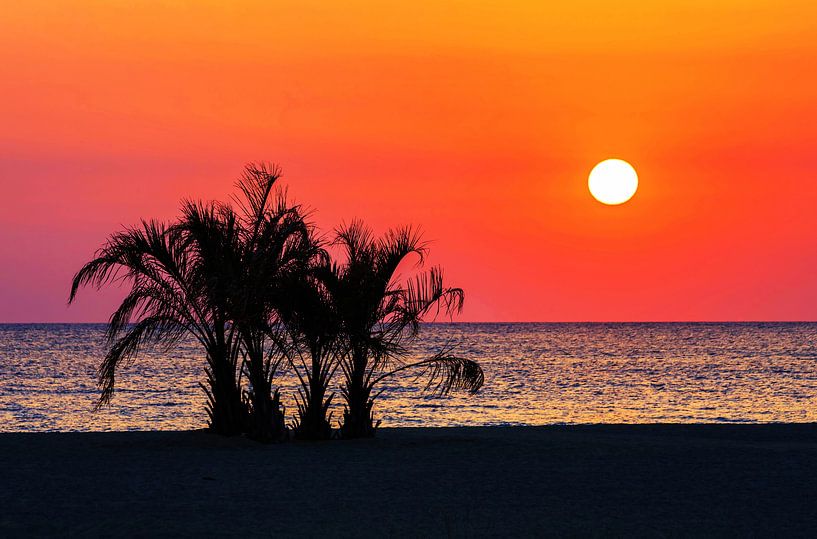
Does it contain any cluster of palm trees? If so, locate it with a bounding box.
[69,164,484,441]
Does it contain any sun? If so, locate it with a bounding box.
[588,159,638,205]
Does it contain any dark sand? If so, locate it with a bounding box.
[2,424,817,537]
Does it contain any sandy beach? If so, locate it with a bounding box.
[2,424,816,536]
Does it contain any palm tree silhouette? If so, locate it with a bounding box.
[221,164,320,441]
[69,163,484,440]
[329,221,484,439]
[275,258,341,440]
[69,218,248,435]
[69,164,318,438]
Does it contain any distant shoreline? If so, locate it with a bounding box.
[3,424,817,535]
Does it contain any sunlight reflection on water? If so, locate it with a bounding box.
[1,323,817,431]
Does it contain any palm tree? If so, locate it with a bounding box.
[329,221,484,439]
[68,163,314,438]
[68,218,248,435]
[275,261,342,440]
[69,164,481,441]
[220,164,321,441]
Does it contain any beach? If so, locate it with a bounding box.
[2,424,816,536]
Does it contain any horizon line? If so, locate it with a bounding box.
[3,320,817,325]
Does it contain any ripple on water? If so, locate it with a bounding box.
[2,322,817,431]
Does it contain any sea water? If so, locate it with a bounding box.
[1,323,816,431]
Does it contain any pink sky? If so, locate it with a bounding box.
[3,1,817,322]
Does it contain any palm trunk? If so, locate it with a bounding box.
[204,354,245,435]
[294,346,333,440]
[247,368,285,442]
[204,326,246,435]
[341,348,376,438]
[341,382,375,438]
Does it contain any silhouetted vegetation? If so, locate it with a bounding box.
[69,163,484,441]
[276,264,341,440]
[68,219,248,435]
[225,168,318,442]
[328,221,481,438]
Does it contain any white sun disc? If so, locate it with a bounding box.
[588,159,638,205]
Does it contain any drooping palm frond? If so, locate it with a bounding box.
[373,352,484,398]
[69,220,188,306]
[69,219,207,347]
[387,266,464,344]
[97,314,188,407]
[376,225,427,273]
[403,266,464,319]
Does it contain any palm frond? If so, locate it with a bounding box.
[97,314,187,408]
[402,266,464,322]
[374,352,484,398]
[232,162,282,233]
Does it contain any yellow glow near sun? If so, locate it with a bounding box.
[588,159,638,205]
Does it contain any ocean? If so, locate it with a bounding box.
[1,322,816,432]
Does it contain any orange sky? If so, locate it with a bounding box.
[2,1,817,321]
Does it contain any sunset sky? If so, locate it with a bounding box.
[2,1,817,322]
